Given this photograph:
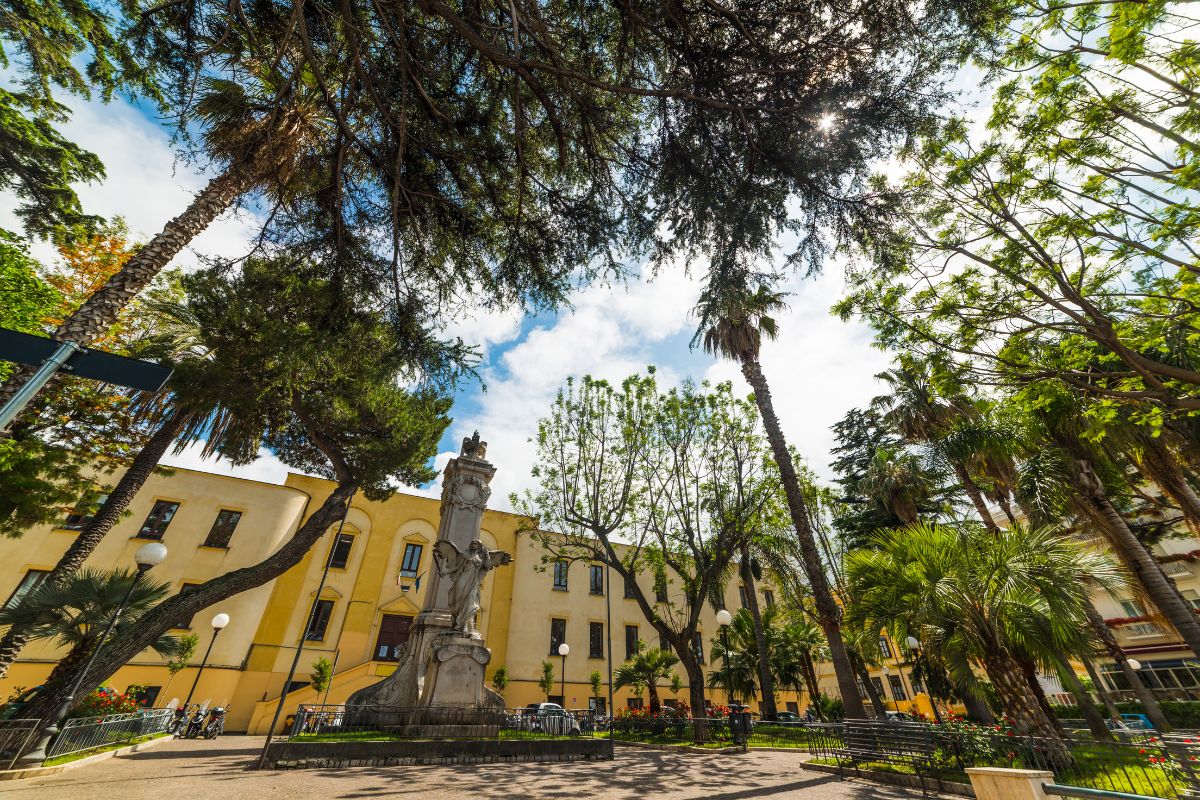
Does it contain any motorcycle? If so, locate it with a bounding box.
[203,707,227,739]
[184,707,206,739]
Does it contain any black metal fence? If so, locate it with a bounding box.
[797,721,1197,799]
[0,718,41,770]
[289,705,603,741]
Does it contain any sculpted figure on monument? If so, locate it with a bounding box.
[460,430,487,460]
[433,539,512,634]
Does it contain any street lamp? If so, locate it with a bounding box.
[903,635,942,723]
[182,612,231,711]
[716,609,733,706]
[20,542,168,765]
[558,642,570,704]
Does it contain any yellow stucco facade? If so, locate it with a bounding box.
[2,465,943,731]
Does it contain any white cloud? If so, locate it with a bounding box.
[0,85,260,270]
[160,442,293,485]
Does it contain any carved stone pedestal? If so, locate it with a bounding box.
[421,633,504,712]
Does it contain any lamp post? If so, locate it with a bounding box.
[1128,658,1143,671]
[716,609,733,705]
[905,635,942,724]
[19,542,168,766]
[558,642,570,705]
[182,612,231,711]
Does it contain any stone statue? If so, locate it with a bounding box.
[433,539,511,634]
[460,430,487,460]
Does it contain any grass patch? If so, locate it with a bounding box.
[43,733,168,767]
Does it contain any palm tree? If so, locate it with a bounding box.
[693,274,867,719]
[0,47,331,414]
[0,569,187,694]
[774,618,827,714]
[856,448,939,526]
[614,647,680,712]
[737,546,778,718]
[847,521,1125,750]
[874,366,1000,529]
[708,609,767,702]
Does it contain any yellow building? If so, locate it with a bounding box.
[0,466,833,732]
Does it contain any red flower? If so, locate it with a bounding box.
[1140,749,1148,754]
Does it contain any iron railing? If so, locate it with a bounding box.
[0,718,42,770]
[288,704,602,741]
[799,721,1197,799]
[47,708,174,759]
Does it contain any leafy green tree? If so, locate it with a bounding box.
[539,662,556,701]
[310,657,333,696]
[846,522,1125,749]
[491,665,509,698]
[589,671,604,709]
[518,375,779,717]
[160,632,199,699]
[615,648,680,712]
[17,260,454,722]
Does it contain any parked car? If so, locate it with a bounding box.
[533,703,582,736]
[773,711,802,723]
[884,710,919,723]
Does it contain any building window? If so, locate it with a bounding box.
[786,701,799,714]
[328,533,355,569]
[1120,599,1149,617]
[660,632,669,652]
[589,565,604,595]
[202,510,242,548]
[1184,590,1200,612]
[625,625,640,660]
[911,674,925,695]
[590,621,604,658]
[738,585,749,608]
[306,599,335,640]
[878,636,893,659]
[131,685,161,707]
[138,500,179,540]
[888,674,907,701]
[400,542,424,578]
[171,583,203,629]
[871,676,887,699]
[624,578,636,599]
[627,697,644,709]
[764,590,775,608]
[654,576,668,603]
[553,561,569,591]
[549,617,567,655]
[3,569,51,609]
[62,494,108,530]
[692,632,705,664]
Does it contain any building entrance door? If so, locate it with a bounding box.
[374,614,413,661]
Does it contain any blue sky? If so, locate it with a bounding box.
[0,87,894,510]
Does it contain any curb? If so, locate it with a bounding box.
[613,739,742,755]
[0,733,173,781]
[800,760,975,797]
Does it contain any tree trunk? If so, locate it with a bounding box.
[0,168,250,419]
[739,545,777,719]
[1083,655,1124,728]
[740,357,867,719]
[1082,599,1172,732]
[800,651,821,713]
[953,461,999,531]
[648,681,661,712]
[1021,657,1065,736]
[960,685,996,724]
[850,651,887,718]
[20,480,357,723]
[1053,651,1113,741]
[0,413,185,678]
[1070,455,1200,658]
[982,643,1065,747]
[995,493,1019,527]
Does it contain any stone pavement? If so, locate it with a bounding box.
[5,736,939,800]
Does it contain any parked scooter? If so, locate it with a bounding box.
[203,707,227,739]
[183,706,206,739]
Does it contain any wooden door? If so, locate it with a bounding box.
[374,614,413,661]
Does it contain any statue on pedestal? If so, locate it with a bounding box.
[433,540,511,635]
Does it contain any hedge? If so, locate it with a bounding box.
[1050,700,1200,729]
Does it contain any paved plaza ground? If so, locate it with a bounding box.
[5,736,943,800]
